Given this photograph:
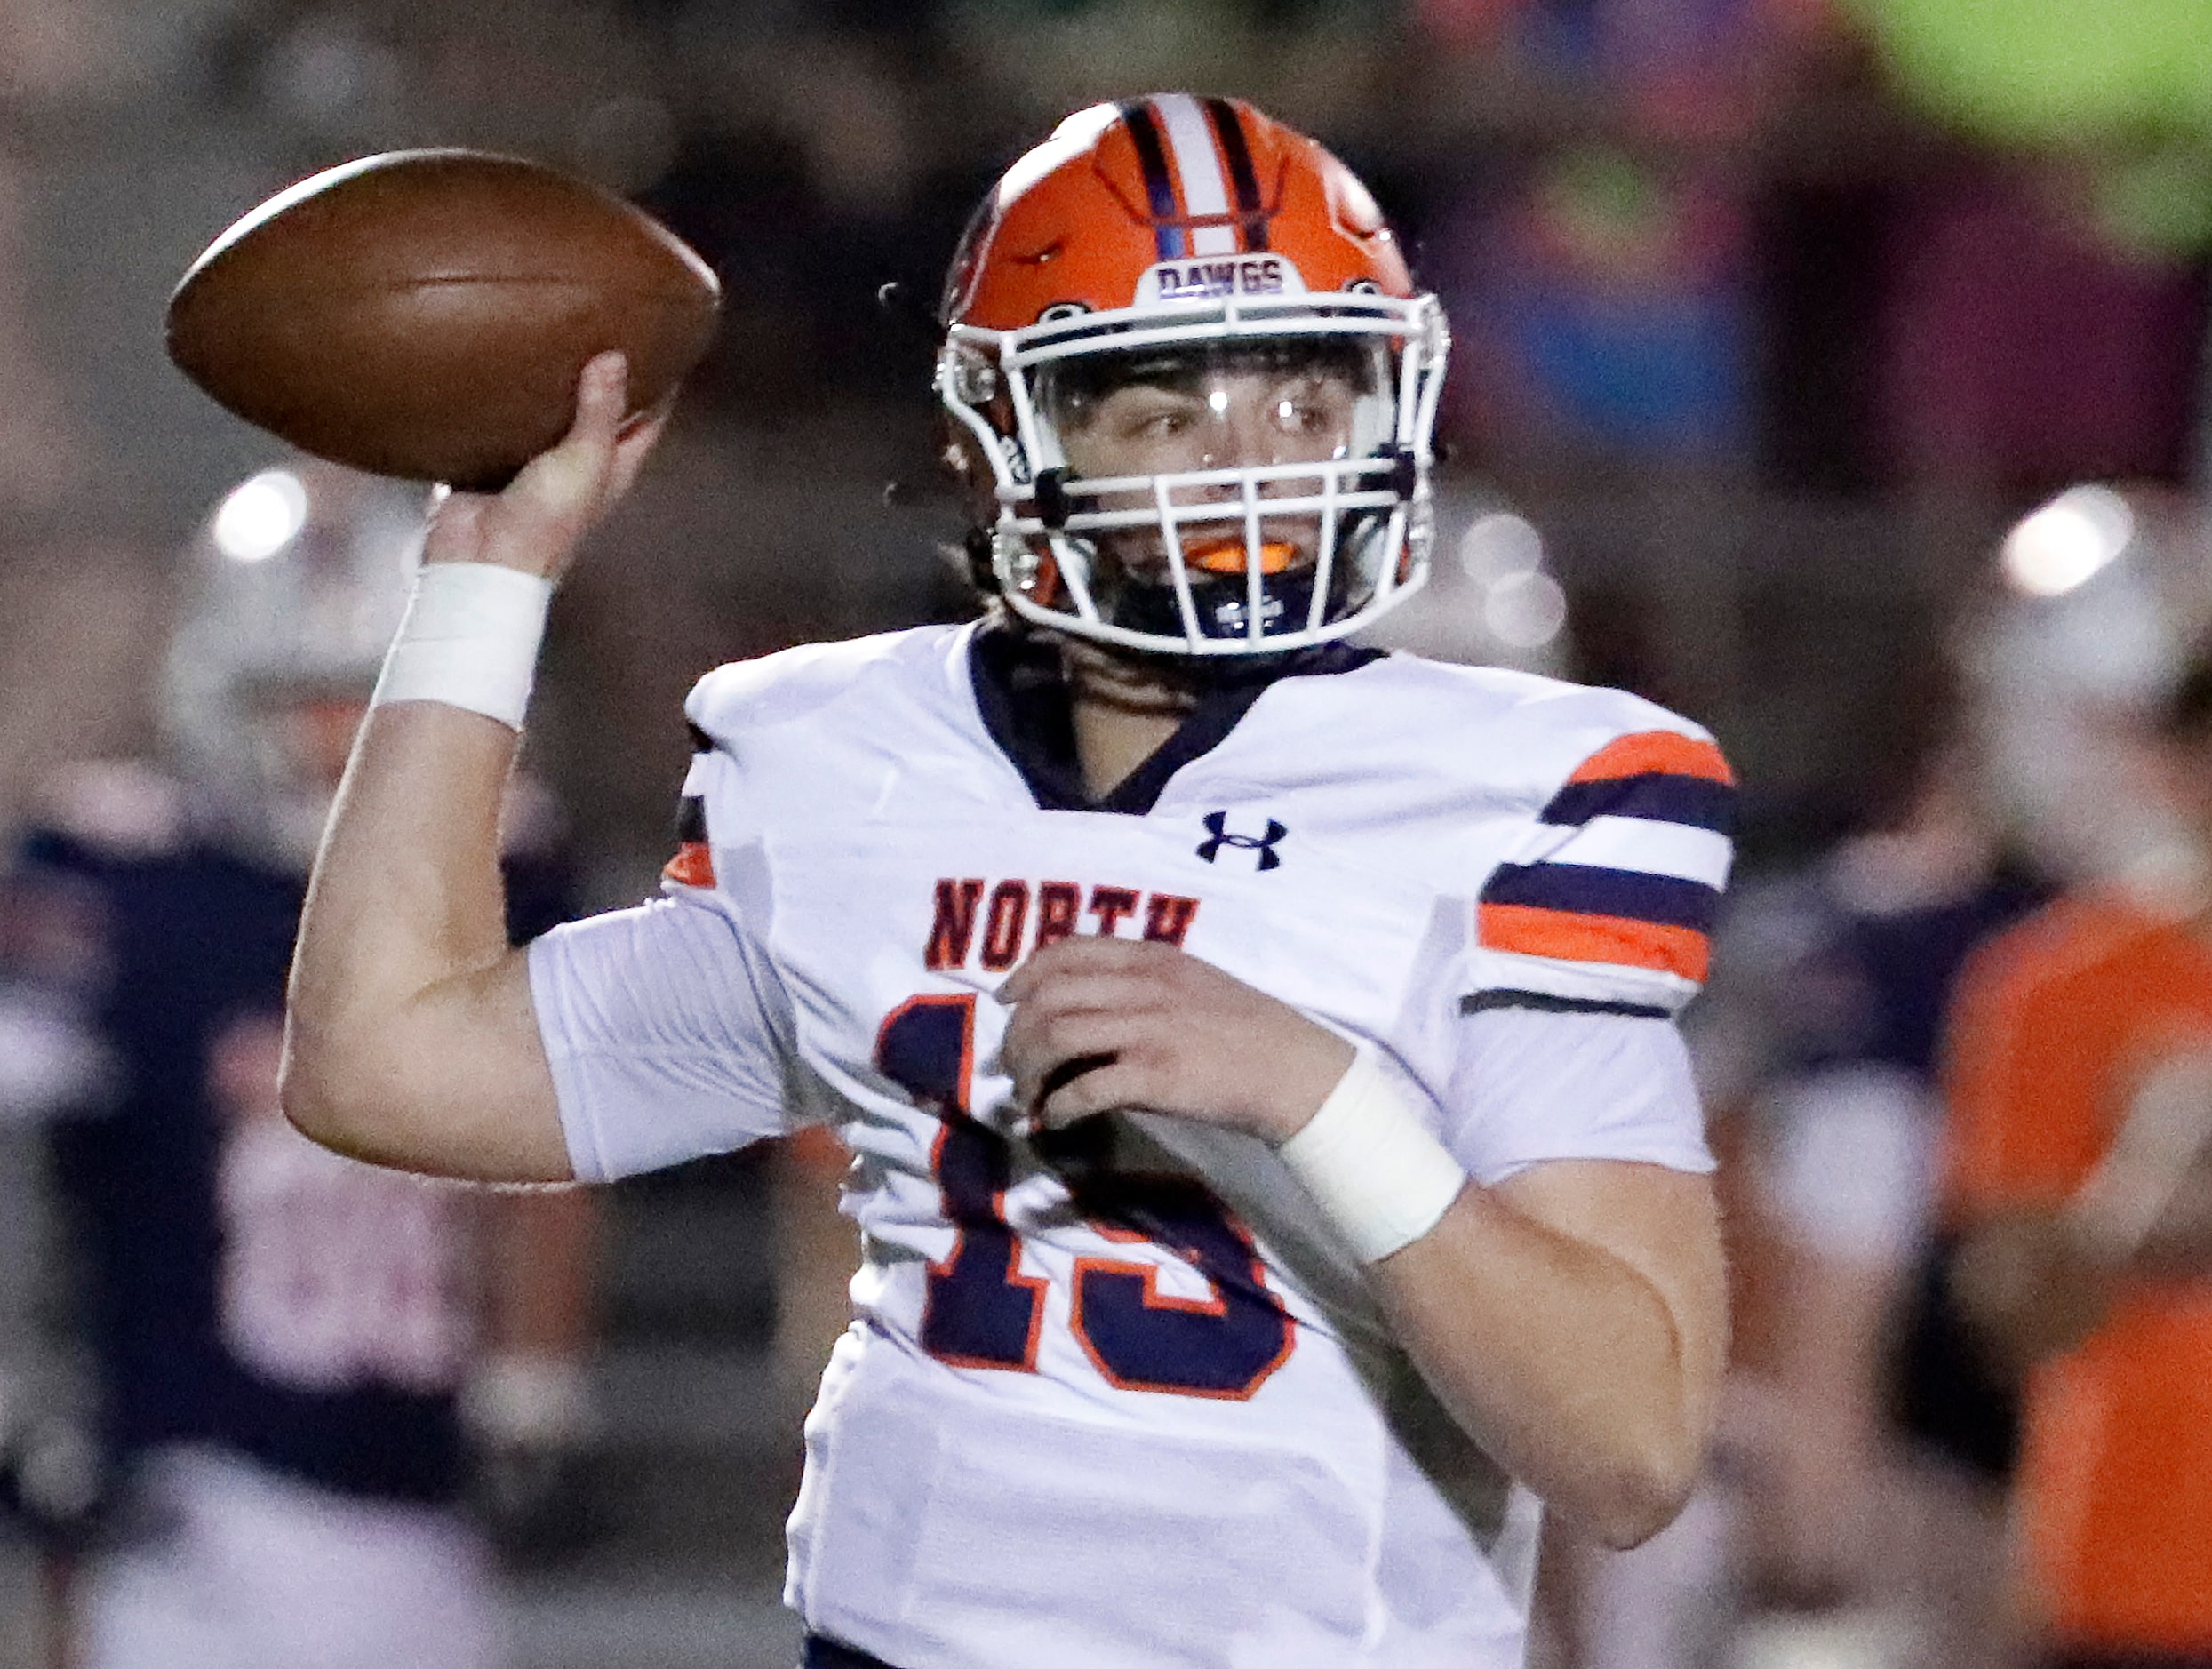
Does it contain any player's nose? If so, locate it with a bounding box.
[1194,396,1277,475]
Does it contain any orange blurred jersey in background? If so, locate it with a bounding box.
[1944,890,2212,1656]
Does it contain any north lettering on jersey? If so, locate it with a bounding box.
[924,875,1201,972]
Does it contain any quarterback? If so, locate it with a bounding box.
[286,97,1731,1667]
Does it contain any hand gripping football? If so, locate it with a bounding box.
[166,150,720,491]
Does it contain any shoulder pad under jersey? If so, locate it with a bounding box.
[664,626,967,893]
[682,627,957,750]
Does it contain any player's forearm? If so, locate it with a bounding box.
[1368,1181,1720,1549]
[283,701,542,1172]
[285,363,659,1182]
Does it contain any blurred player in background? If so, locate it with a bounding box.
[1721,713,2044,1665]
[284,97,1731,1669]
[0,459,595,1669]
[1559,690,2044,1669]
[1942,643,2212,1669]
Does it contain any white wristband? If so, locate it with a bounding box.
[371,562,554,731]
[1276,1049,1468,1264]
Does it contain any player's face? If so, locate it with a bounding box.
[1044,339,1380,582]
[1061,364,1363,477]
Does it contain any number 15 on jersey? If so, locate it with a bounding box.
[875,994,1294,1400]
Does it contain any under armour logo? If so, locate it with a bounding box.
[1197,811,1288,871]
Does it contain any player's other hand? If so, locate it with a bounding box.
[423,351,669,583]
[1949,1207,2118,1379]
[997,936,1354,1144]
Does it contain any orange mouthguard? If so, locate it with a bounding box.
[1187,539,1297,575]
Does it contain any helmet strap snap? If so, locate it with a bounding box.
[1033,467,1074,530]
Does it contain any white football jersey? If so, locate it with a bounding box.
[529,621,1732,1669]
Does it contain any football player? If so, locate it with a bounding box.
[0,460,595,1669]
[285,96,1731,1667]
[1941,645,2212,1669]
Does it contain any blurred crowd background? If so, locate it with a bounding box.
[0,0,2208,1665]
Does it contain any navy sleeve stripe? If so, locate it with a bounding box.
[1540,773,1737,835]
[1480,862,1721,932]
[1462,989,1672,1019]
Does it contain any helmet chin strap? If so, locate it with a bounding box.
[1091,560,1360,653]
[1066,499,1391,648]
[1007,607,1342,695]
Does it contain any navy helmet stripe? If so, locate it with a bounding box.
[1540,773,1737,836]
[1119,100,1186,260]
[1202,98,1266,252]
[1480,862,1720,933]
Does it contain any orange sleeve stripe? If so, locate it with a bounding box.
[1479,901,1709,983]
[1567,731,1733,788]
[661,842,716,889]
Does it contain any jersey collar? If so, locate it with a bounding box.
[967,621,1381,816]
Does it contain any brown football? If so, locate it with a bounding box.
[166,149,720,490]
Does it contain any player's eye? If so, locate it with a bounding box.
[1271,379,1350,432]
[1112,401,1196,441]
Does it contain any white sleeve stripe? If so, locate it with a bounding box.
[1529,818,1734,889]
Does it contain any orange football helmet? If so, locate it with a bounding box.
[938,95,1449,656]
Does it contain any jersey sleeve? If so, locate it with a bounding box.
[1468,723,1737,1016]
[529,886,798,1182]
[532,689,837,1182]
[1439,1003,1714,1186]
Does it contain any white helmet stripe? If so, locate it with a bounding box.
[1151,94,1239,256]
